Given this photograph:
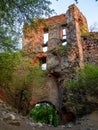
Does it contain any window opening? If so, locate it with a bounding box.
[62,41,67,46]
[44,33,48,44]
[62,28,66,40]
[63,28,66,35]
[41,63,46,70]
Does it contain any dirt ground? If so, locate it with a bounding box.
[0,99,98,130]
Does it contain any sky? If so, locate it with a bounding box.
[50,0,98,30]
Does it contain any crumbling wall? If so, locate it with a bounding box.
[66,4,88,68]
[23,14,66,53]
[22,4,98,123]
[46,4,89,79]
[82,33,98,65]
[23,14,67,113]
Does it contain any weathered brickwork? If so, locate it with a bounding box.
[82,33,98,65]
[23,4,98,123]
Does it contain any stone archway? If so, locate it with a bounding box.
[29,101,59,126]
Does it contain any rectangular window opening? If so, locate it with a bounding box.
[63,28,66,35]
[41,63,47,70]
[62,28,66,40]
[44,33,48,44]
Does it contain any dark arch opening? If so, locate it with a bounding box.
[29,101,59,127]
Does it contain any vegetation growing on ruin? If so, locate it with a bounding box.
[82,32,98,41]
[0,51,46,114]
[65,64,98,116]
[51,43,71,56]
[80,25,88,35]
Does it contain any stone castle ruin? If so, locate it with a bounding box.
[23,4,98,123]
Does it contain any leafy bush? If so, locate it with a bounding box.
[66,64,98,96]
[65,64,98,116]
[0,51,46,114]
[0,52,22,88]
[29,103,59,127]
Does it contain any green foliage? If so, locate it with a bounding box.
[0,0,54,24]
[66,64,98,95]
[27,66,46,87]
[0,26,19,52]
[0,52,31,113]
[0,0,54,51]
[79,64,98,95]
[65,64,98,116]
[30,103,59,127]
[0,52,22,87]
[51,43,71,56]
[57,44,71,55]
[0,51,46,114]
[82,32,98,41]
[8,53,46,112]
[80,25,88,35]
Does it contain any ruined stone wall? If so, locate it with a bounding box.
[82,33,98,65]
[23,25,43,53]
[47,4,89,79]
[22,14,67,111]
[22,4,98,123]
[66,4,88,68]
[23,14,66,52]
[23,4,89,73]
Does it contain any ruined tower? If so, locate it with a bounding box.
[23,4,88,73]
[23,4,98,123]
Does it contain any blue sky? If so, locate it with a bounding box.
[50,0,98,29]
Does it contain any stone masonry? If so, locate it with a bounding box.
[23,4,98,123]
